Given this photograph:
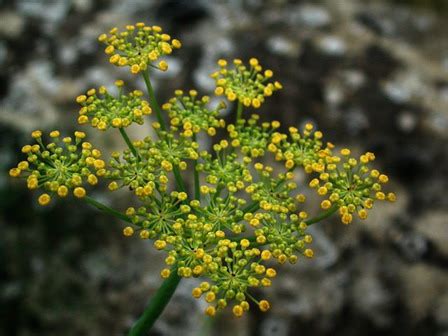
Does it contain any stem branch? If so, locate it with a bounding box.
[83,195,131,223]
[119,127,140,159]
[142,71,167,131]
[305,205,338,226]
[173,166,187,192]
[142,70,186,193]
[235,101,243,124]
[193,134,200,200]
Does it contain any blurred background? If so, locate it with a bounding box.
[1,0,448,335]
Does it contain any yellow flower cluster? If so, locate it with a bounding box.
[192,240,275,318]
[76,81,151,130]
[245,165,298,214]
[211,58,282,108]
[98,23,181,74]
[106,132,199,198]
[125,192,191,239]
[309,149,396,224]
[162,89,226,137]
[10,22,397,321]
[253,212,314,264]
[270,123,333,173]
[227,114,281,157]
[197,147,252,192]
[9,130,104,206]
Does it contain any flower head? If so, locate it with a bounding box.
[76,82,151,131]
[228,114,281,158]
[106,132,198,198]
[98,23,181,74]
[197,145,252,192]
[9,130,103,205]
[125,192,192,240]
[270,123,333,173]
[245,166,298,214]
[163,90,226,137]
[211,58,281,108]
[254,212,312,264]
[193,240,274,317]
[193,189,247,234]
[309,149,396,224]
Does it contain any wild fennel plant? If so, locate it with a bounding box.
[9,23,396,334]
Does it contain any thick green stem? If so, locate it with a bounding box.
[235,101,243,124]
[192,134,200,200]
[83,196,131,223]
[128,270,182,336]
[119,127,140,159]
[142,71,167,131]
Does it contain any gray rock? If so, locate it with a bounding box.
[318,36,347,56]
[352,270,392,327]
[0,10,25,38]
[260,316,290,336]
[16,0,71,33]
[416,211,448,257]
[266,36,300,58]
[293,5,331,28]
[400,264,448,320]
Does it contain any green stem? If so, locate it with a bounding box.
[142,70,186,193]
[128,270,182,336]
[83,196,131,223]
[242,201,260,214]
[83,197,182,335]
[142,70,167,131]
[173,167,187,192]
[192,134,200,200]
[304,205,338,226]
[119,127,140,159]
[235,101,243,124]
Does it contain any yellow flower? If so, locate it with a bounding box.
[259,300,270,312]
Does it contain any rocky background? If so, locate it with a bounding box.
[1,0,448,335]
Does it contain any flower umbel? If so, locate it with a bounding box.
[309,149,396,224]
[9,130,103,205]
[271,123,333,173]
[163,89,226,137]
[9,22,397,328]
[195,240,274,318]
[106,131,198,198]
[212,58,282,108]
[76,81,151,130]
[98,23,181,74]
[227,114,281,157]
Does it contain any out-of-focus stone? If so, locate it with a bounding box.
[352,269,392,327]
[416,211,448,257]
[400,263,448,320]
[16,0,71,33]
[0,11,25,38]
[266,36,300,58]
[260,316,290,336]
